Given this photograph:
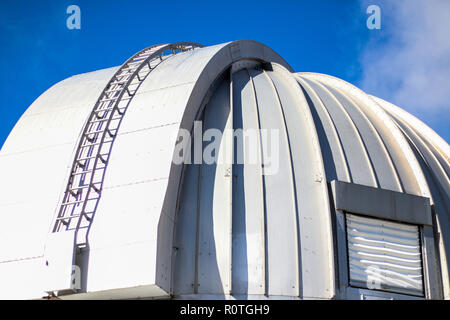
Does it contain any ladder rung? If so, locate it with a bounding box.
[56,211,93,221]
[76,154,108,162]
[121,66,139,72]
[104,87,123,94]
[99,97,119,103]
[56,214,80,221]
[69,185,89,191]
[61,200,84,206]
[85,128,117,138]
[85,129,105,136]
[112,76,130,83]
[127,60,144,66]
[69,182,101,192]
[80,141,102,148]
[132,58,147,63]
[90,117,121,123]
[80,141,112,150]
[61,196,99,206]
[110,80,128,86]
[89,118,108,124]
[95,106,125,114]
[115,71,133,78]
[71,169,94,176]
[77,155,98,162]
[133,54,151,60]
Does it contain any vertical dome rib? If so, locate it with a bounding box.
[295,75,351,183]
[248,67,299,296]
[263,68,302,296]
[374,96,450,167]
[319,83,403,192]
[388,110,450,205]
[231,68,266,295]
[267,65,335,298]
[375,97,450,181]
[304,73,430,198]
[301,77,377,188]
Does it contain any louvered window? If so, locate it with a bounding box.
[346,213,424,296]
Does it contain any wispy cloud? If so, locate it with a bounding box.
[359,0,450,130]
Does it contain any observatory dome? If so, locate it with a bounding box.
[0,41,448,300]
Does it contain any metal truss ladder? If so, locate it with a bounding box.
[51,42,203,247]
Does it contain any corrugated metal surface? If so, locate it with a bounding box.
[346,213,424,296]
[172,65,334,299]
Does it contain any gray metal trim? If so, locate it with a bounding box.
[421,225,443,299]
[335,210,349,297]
[330,180,432,226]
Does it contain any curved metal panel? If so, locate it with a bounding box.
[303,73,430,198]
[230,69,266,295]
[267,65,335,298]
[320,84,402,192]
[300,77,377,188]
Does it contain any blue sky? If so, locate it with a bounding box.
[0,0,448,148]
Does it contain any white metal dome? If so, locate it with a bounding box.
[0,41,448,300]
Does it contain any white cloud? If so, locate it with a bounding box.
[359,0,450,122]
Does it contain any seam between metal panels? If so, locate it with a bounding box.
[101,177,169,190]
[308,73,431,197]
[241,67,266,295]
[366,97,430,198]
[0,255,44,264]
[113,121,180,136]
[0,141,75,157]
[372,95,450,163]
[227,68,234,295]
[295,75,352,183]
[278,65,336,298]
[305,73,431,198]
[193,115,205,294]
[309,78,378,188]
[169,151,189,297]
[130,80,197,96]
[388,113,450,244]
[263,69,301,296]
[22,103,110,117]
[334,87,404,193]
[418,137,450,179]
[348,96,406,193]
[390,112,449,192]
[288,71,336,298]
[375,97,450,179]
[246,68,268,296]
